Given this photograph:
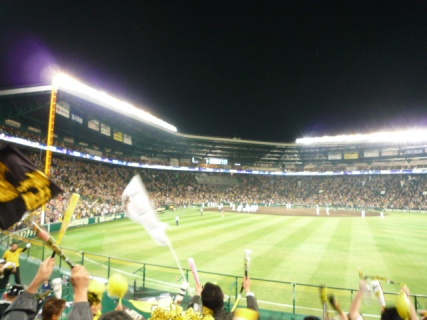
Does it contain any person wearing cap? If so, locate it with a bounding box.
[42,279,53,294]
[189,276,259,320]
[0,242,31,290]
[0,284,25,317]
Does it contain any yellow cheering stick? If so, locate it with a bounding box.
[107,274,128,311]
[319,285,328,320]
[364,275,400,285]
[358,267,364,280]
[358,267,400,285]
[32,221,75,268]
[52,193,80,258]
[395,284,417,320]
[358,269,399,309]
[231,249,252,312]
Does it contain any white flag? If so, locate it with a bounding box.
[122,175,170,246]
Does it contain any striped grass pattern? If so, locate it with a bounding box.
[58,208,426,296]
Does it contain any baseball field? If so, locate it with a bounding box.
[55,206,426,298]
[19,206,423,318]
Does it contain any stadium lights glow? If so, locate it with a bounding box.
[296,130,427,145]
[53,73,177,133]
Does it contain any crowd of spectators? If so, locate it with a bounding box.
[0,125,166,165]
[19,150,427,226]
[3,126,427,225]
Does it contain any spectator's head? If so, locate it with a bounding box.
[99,310,132,320]
[88,292,102,317]
[381,307,402,320]
[201,282,224,311]
[41,297,67,320]
[4,284,24,301]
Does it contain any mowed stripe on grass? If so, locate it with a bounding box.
[58,208,427,294]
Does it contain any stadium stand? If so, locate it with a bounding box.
[1,87,427,319]
[4,86,427,173]
[1,132,427,227]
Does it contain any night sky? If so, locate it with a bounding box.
[1,1,427,143]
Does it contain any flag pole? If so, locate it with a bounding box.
[123,175,193,295]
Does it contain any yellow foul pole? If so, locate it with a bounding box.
[41,79,59,225]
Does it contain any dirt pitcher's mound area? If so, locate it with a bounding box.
[208,207,383,217]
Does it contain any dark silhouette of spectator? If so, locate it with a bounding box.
[190,276,259,320]
[0,284,25,318]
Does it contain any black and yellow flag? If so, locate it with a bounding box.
[0,144,63,229]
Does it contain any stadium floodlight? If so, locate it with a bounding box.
[296,130,427,145]
[0,85,53,96]
[53,73,177,133]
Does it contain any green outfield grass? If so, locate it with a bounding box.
[55,208,426,296]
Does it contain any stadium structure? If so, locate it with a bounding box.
[1,74,427,175]
[1,74,427,320]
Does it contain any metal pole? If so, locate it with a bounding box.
[292,283,296,319]
[41,79,58,225]
[142,264,146,288]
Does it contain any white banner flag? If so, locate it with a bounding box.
[122,175,170,246]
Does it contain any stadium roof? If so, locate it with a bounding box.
[2,85,427,170]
